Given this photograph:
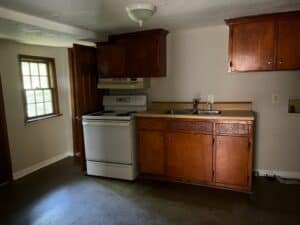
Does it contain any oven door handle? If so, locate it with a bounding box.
[82,120,131,127]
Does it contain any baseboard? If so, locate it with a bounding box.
[13,151,73,180]
[255,169,300,179]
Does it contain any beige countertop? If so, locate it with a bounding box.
[135,110,255,121]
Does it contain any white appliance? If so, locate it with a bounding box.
[97,78,150,89]
[82,95,147,180]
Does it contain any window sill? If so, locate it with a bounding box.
[25,113,63,124]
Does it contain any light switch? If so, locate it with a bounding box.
[272,94,279,104]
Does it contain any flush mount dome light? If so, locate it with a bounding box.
[126,3,156,27]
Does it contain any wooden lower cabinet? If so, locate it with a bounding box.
[215,136,251,188]
[136,117,254,193]
[166,133,213,183]
[138,131,165,175]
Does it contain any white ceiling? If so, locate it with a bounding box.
[0,0,299,46]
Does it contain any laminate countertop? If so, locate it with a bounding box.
[135,110,255,121]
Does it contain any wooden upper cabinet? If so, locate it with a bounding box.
[229,20,275,72]
[277,16,300,70]
[97,29,168,78]
[226,11,300,72]
[97,44,126,78]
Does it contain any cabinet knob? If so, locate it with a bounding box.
[279,60,284,64]
[267,61,272,65]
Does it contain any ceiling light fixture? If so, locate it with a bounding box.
[126,3,156,27]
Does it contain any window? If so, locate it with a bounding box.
[19,55,60,122]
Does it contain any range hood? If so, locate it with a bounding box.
[97,78,150,90]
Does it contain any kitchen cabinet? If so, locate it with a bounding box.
[215,136,250,187]
[277,17,300,70]
[68,45,104,170]
[136,117,254,193]
[97,29,168,78]
[96,44,126,77]
[166,133,213,183]
[226,11,300,72]
[137,118,167,175]
[138,131,165,175]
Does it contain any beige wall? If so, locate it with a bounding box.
[0,39,73,173]
[149,26,300,173]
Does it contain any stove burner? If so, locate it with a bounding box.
[116,111,137,117]
[89,110,115,116]
[90,112,104,116]
[101,110,115,113]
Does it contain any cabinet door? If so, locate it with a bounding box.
[138,131,165,175]
[229,20,275,72]
[97,44,126,77]
[215,136,250,187]
[277,17,300,70]
[166,133,213,182]
[126,38,158,77]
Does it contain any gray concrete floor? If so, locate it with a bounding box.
[0,157,299,225]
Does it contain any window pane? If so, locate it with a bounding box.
[39,63,47,76]
[26,91,35,104]
[31,76,40,88]
[30,63,39,75]
[40,77,49,88]
[45,102,53,114]
[27,104,36,117]
[21,62,30,75]
[36,103,45,116]
[23,76,31,89]
[44,90,52,102]
[35,90,44,103]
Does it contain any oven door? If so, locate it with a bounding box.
[82,120,135,164]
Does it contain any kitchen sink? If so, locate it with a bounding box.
[165,109,195,115]
[165,109,221,115]
[194,110,221,115]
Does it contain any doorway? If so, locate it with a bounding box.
[0,74,12,185]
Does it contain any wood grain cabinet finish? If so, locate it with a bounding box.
[136,117,254,193]
[96,44,126,77]
[97,29,168,78]
[277,17,300,70]
[215,136,251,188]
[138,131,165,175]
[226,11,300,72]
[215,123,248,136]
[229,20,275,71]
[168,120,213,134]
[166,133,213,183]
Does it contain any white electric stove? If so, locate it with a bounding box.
[82,95,147,180]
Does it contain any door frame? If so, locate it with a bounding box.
[0,74,12,183]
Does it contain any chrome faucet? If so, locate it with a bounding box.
[207,102,213,111]
[192,98,201,112]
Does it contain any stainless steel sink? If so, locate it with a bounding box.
[165,109,195,115]
[194,110,221,115]
[165,109,221,115]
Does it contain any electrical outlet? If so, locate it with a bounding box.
[272,94,279,104]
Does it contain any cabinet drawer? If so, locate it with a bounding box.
[216,123,249,135]
[168,120,213,134]
[136,118,167,131]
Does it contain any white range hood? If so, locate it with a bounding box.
[97,78,150,90]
